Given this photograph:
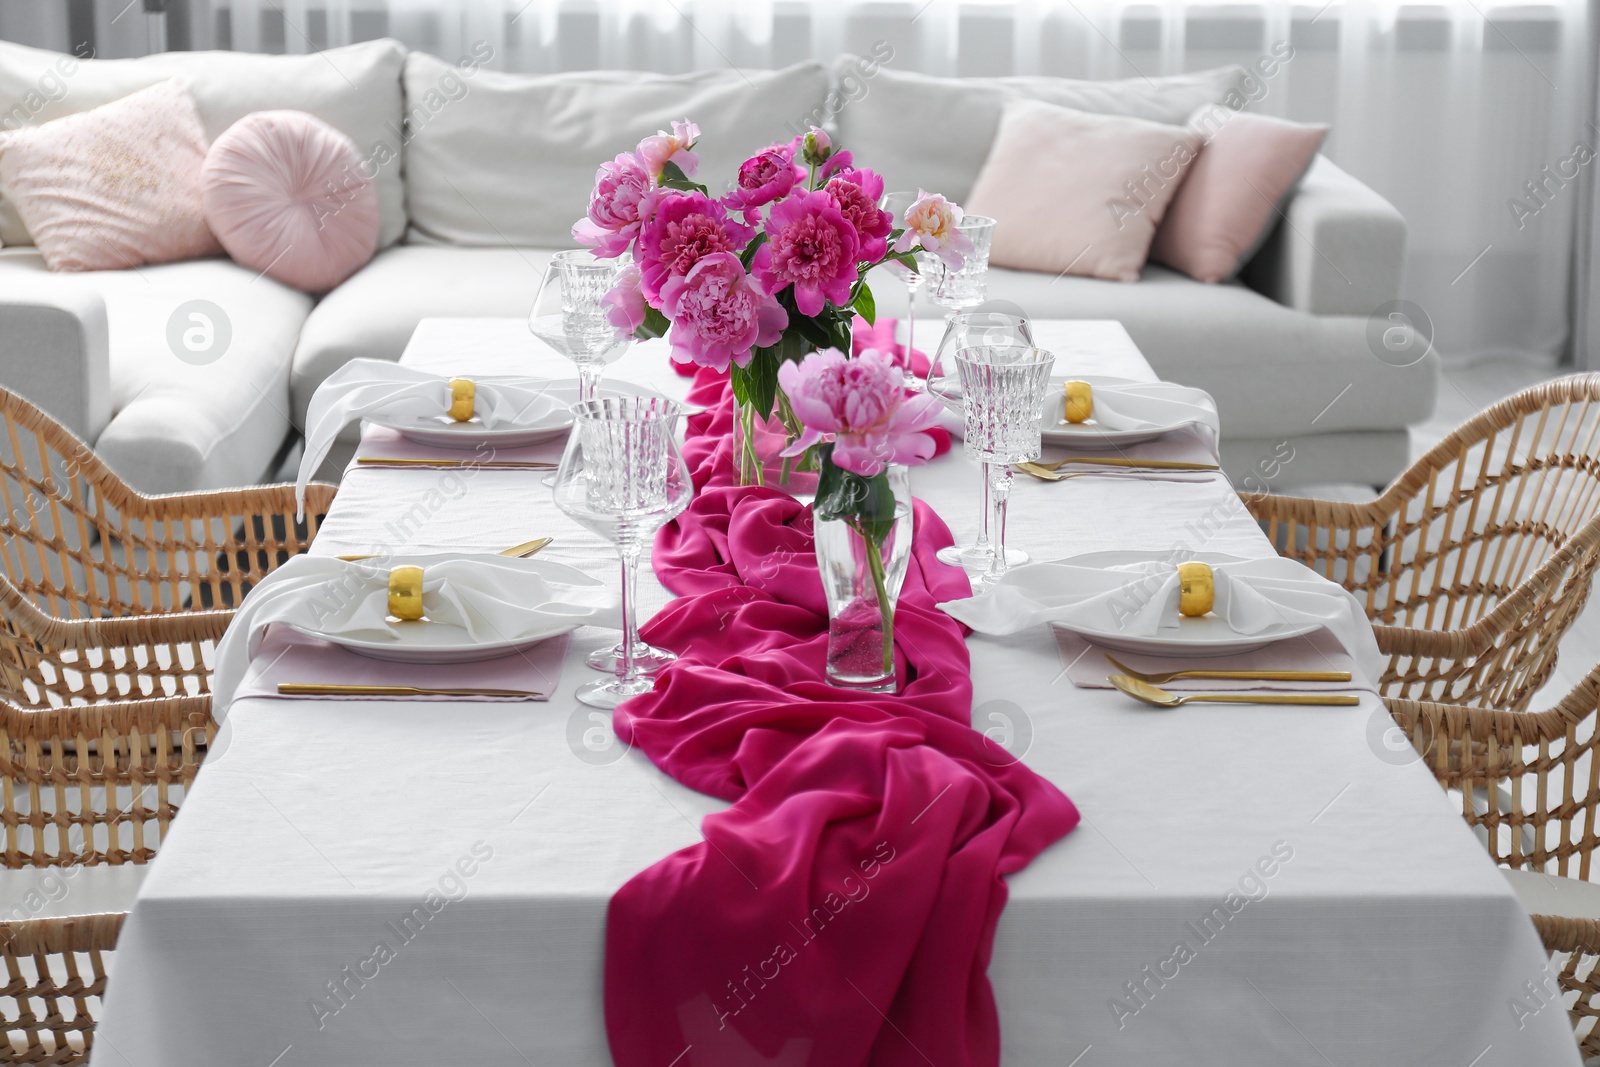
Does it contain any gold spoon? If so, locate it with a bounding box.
[335,537,553,563]
[354,457,558,469]
[1108,674,1361,708]
[1103,654,1352,685]
[277,683,544,699]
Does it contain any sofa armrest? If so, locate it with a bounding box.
[0,276,113,442]
[1240,155,1407,318]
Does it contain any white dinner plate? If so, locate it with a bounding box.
[366,379,664,450]
[1039,375,1189,450]
[1049,550,1321,658]
[284,558,595,664]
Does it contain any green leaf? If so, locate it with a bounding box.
[794,314,833,350]
[733,349,781,420]
[633,305,670,342]
[888,251,921,274]
[658,161,709,195]
[738,231,768,270]
[852,282,876,326]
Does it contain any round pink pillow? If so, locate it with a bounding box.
[200,110,379,293]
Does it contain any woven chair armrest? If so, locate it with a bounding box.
[2,693,213,740]
[133,481,338,524]
[1242,491,1394,533]
[54,607,233,650]
[1532,913,1600,956]
[0,911,125,955]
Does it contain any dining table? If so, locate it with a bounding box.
[90,317,1580,1066]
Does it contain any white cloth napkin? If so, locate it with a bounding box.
[940,555,1384,679]
[212,553,618,712]
[1053,380,1220,436]
[296,359,565,516]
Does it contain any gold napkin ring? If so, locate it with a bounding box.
[447,378,476,422]
[1063,380,1093,424]
[388,565,425,621]
[1177,561,1214,617]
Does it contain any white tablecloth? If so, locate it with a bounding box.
[92,318,1578,1067]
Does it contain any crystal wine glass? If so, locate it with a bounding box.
[880,190,939,390]
[552,396,693,709]
[926,308,1035,572]
[953,345,1055,585]
[930,215,997,314]
[528,249,629,405]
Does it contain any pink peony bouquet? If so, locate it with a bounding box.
[573,120,970,485]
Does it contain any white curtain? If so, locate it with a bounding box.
[0,0,1592,365]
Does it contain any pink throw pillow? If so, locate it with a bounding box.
[200,110,379,293]
[965,98,1201,283]
[1152,110,1328,283]
[0,78,220,271]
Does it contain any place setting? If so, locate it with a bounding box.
[940,548,1383,708]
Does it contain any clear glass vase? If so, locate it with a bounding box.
[813,465,913,693]
[731,390,821,494]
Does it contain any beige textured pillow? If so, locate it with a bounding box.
[965,98,1201,283]
[0,78,220,271]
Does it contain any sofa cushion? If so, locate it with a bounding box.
[833,58,1246,205]
[0,250,310,493]
[290,245,552,424]
[0,38,406,250]
[402,54,829,247]
[867,262,1438,441]
[0,78,221,272]
[966,99,1199,282]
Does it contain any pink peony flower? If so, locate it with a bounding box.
[636,119,700,179]
[891,189,973,271]
[572,152,653,258]
[778,347,944,476]
[603,263,648,337]
[723,142,805,218]
[634,190,754,302]
[660,252,788,372]
[820,148,854,181]
[799,127,831,166]
[825,167,893,263]
[751,190,862,318]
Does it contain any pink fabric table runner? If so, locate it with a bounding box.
[603,366,1081,1066]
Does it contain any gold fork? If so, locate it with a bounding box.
[1030,456,1219,471]
[1103,653,1352,685]
[335,537,553,563]
[1015,462,1213,483]
[278,683,545,699]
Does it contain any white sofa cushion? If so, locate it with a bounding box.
[0,250,310,494]
[868,262,1437,441]
[402,54,829,247]
[290,245,552,424]
[0,38,407,250]
[833,58,1246,205]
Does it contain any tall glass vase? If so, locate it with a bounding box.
[731,390,821,494]
[814,465,913,693]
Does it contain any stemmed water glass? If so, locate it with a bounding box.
[931,215,997,315]
[880,191,939,389]
[552,396,693,709]
[528,249,630,404]
[953,345,1055,585]
[926,309,1035,572]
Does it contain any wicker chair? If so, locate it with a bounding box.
[1,696,210,1064]
[0,385,337,619]
[1248,374,1600,711]
[0,571,230,710]
[1388,668,1600,1059]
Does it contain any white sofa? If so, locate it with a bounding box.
[0,39,1437,493]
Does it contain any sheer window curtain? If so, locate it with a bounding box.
[0,0,1592,365]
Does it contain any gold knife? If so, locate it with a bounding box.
[355,457,557,469]
[334,537,554,563]
[1030,456,1219,471]
[277,683,545,699]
